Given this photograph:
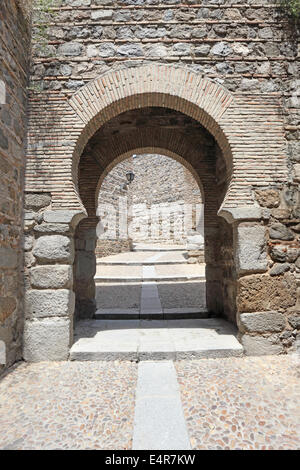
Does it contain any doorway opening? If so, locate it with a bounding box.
[70,105,242,358]
[94,152,206,319]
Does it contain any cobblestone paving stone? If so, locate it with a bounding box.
[175,355,300,450]
[0,356,299,450]
[0,361,138,450]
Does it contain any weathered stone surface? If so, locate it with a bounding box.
[240,311,285,333]
[91,9,113,21]
[238,274,297,313]
[43,210,83,225]
[23,318,72,361]
[30,265,73,289]
[270,245,287,262]
[219,207,262,224]
[293,164,300,182]
[25,289,75,318]
[269,263,290,276]
[57,42,83,56]
[33,235,74,264]
[286,248,299,263]
[288,314,300,329]
[24,235,34,251]
[211,42,232,56]
[242,334,284,356]
[236,225,267,274]
[255,189,280,208]
[25,193,51,210]
[269,223,294,241]
[34,223,70,234]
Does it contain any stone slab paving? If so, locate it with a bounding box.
[132,361,191,450]
[70,319,243,361]
[0,361,137,450]
[175,355,300,450]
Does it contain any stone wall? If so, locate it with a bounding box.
[0,0,31,373]
[96,153,203,256]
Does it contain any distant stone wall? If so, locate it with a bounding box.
[0,0,31,373]
[96,154,203,256]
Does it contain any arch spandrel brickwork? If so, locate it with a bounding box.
[25,64,288,218]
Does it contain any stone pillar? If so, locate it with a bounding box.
[74,218,98,319]
[23,197,84,361]
[220,201,299,356]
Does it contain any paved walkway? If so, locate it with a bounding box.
[95,249,206,317]
[0,356,299,450]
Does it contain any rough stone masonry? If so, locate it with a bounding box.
[0,0,299,369]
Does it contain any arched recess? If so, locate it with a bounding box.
[75,119,225,320]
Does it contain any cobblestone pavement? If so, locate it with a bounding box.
[176,355,300,450]
[0,356,299,450]
[0,361,137,450]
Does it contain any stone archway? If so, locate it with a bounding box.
[24,65,291,361]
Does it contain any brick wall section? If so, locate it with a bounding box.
[0,0,31,373]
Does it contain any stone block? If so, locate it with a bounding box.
[241,334,284,356]
[57,42,83,56]
[294,164,300,182]
[269,263,290,276]
[33,235,74,264]
[219,206,262,224]
[25,289,75,319]
[23,318,72,361]
[30,265,73,289]
[270,245,287,262]
[24,235,34,251]
[25,193,51,210]
[255,189,279,208]
[239,311,285,333]
[238,274,297,313]
[43,210,83,225]
[288,314,300,329]
[34,223,70,234]
[236,225,267,274]
[91,10,113,20]
[269,223,294,241]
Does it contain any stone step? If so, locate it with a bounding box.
[95,275,206,282]
[97,259,188,266]
[95,307,209,320]
[70,319,244,361]
[133,243,187,252]
[95,263,205,282]
[96,250,189,266]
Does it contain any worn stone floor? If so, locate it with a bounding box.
[0,356,299,450]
